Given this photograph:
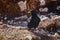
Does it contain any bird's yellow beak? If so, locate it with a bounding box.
[27,9,32,14]
[28,11,31,14]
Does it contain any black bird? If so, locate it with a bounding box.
[27,9,40,29]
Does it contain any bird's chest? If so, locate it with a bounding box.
[30,16,40,23]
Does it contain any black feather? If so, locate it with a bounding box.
[27,10,40,29]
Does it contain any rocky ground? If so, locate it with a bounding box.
[0,15,60,40]
[0,23,40,40]
[0,23,56,40]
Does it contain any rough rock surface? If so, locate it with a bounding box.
[38,15,60,32]
[0,24,41,40]
[38,18,55,30]
[0,0,41,16]
[0,0,21,16]
[0,22,58,40]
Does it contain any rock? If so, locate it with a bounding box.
[32,36,41,40]
[51,16,60,28]
[38,18,55,31]
[38,15,60,32]
[14,15,28,21]
[0,25,41,40]
[27,0,40,10]
[39,7,48,13]
[39,15,49,21]
[51,33,60,39]
[51,15,59,20]
[32,29,57,40]
[40,35,57,40]
[6,25,28,30]
[0,0,21,16]
[39,0,46,6]
[55,18,60,27]
[0,21,59,40]
[0,22,3,25]
[18,1,27,12]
